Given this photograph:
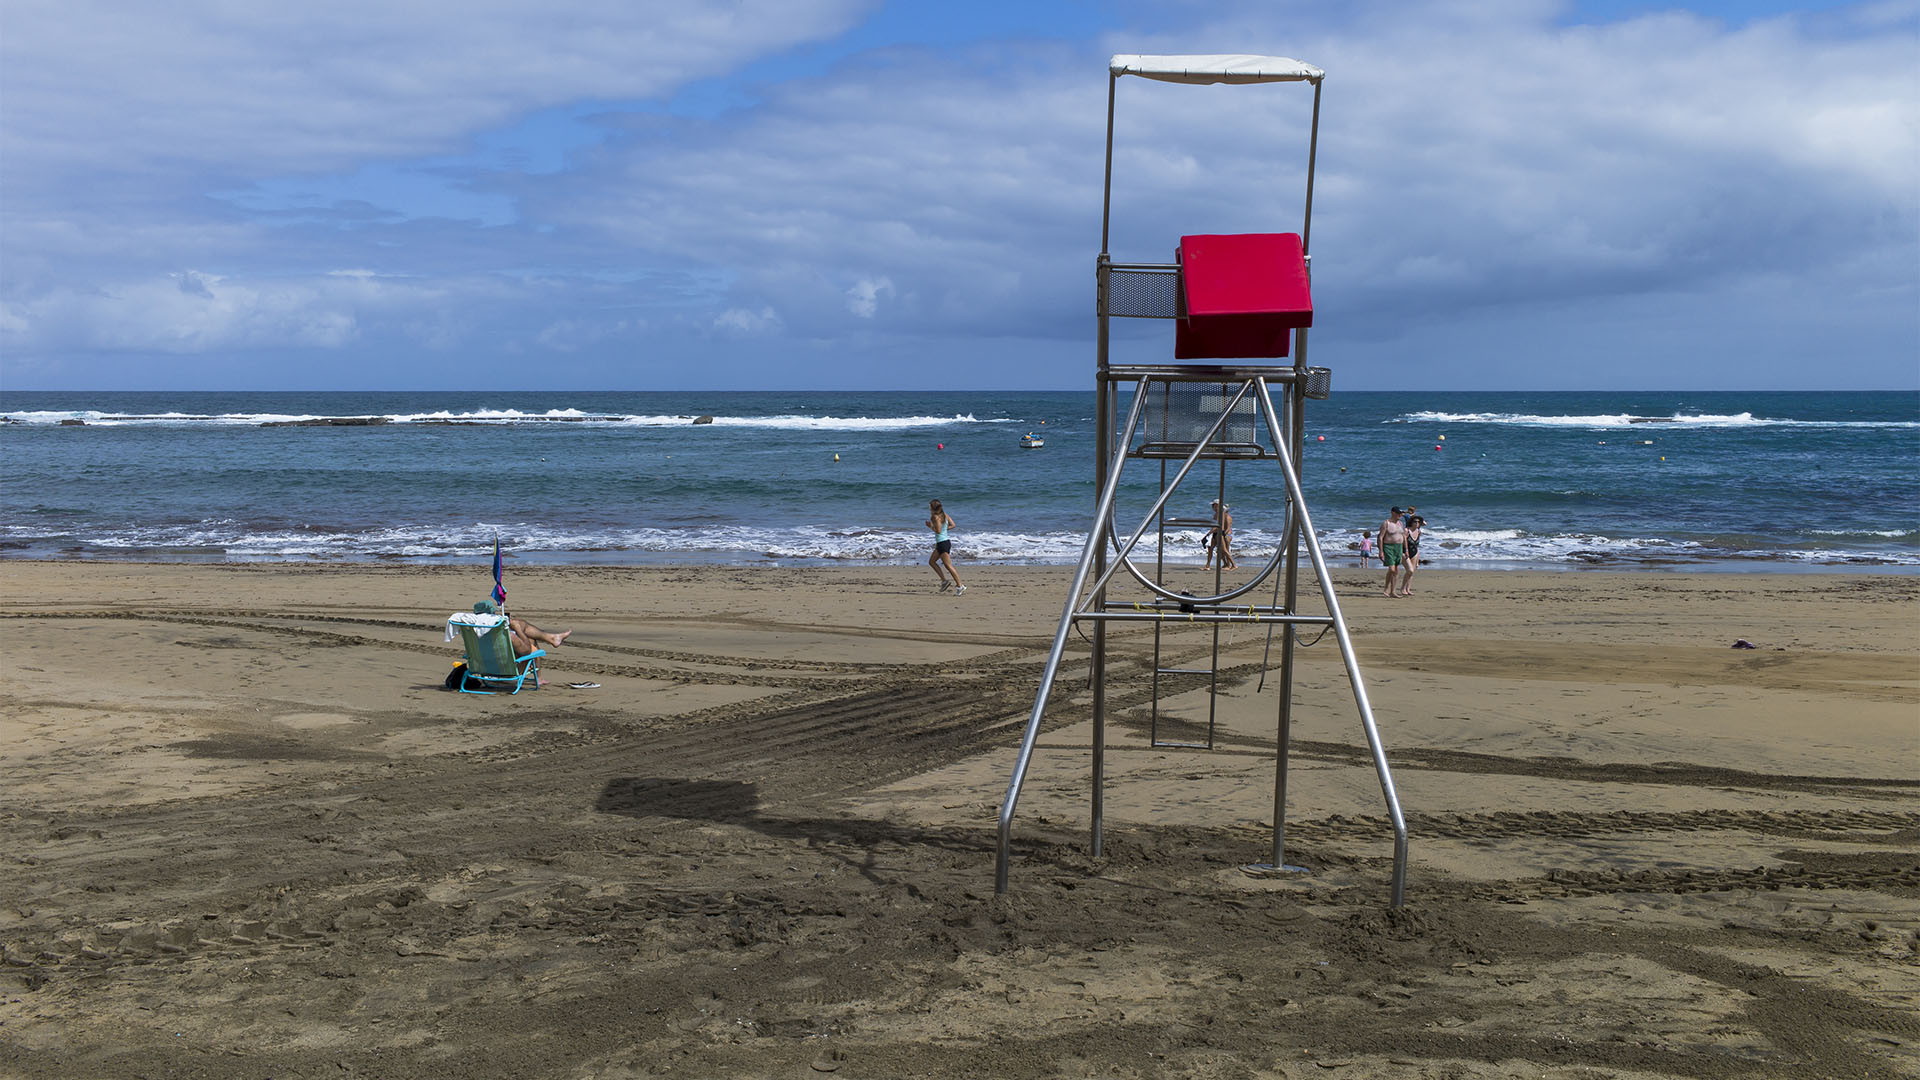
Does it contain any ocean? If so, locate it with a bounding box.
[2,390,1916,572]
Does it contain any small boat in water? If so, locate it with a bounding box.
[1020,432,1045,448]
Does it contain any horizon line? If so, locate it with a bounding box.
[3,387,1916,395]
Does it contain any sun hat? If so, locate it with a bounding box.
[474,599,499,615]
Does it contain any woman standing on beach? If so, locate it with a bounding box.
[927,499,965,594]
[1400,515,1424,596]
[1211,499,1238,571]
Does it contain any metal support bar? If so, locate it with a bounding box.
[1093,254,1113,858]
[1091,372,1113,857]
[1105,363,1321,382]
[1116,601,1315,615]
[1302,80,1321,257]
[1100,74,1117,256]
[1251,378,1408,907]
[996,383,1148,893]
[1272,364,1304,872]
[1080,612,1332,626]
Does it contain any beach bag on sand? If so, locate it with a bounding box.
[443,662,467,691]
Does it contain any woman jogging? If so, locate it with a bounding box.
[927,499,965,594]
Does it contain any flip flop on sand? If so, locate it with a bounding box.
[568,681,601,689]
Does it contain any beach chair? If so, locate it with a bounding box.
[447,613,544,695]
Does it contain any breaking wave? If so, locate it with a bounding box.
[1394,411,1918,430]
[7,521,1913,568]
[0,408,1008,430]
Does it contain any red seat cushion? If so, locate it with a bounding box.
[1174,232,1313,359]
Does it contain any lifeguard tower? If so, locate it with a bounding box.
[995,55,1409,906]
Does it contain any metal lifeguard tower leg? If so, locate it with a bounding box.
[993,386,1148,893]
[1249,377,1409,906]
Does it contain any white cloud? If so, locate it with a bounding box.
[844,276,894,317]
[1,0,1913,388]
[536,317,638,351]
[516,4,1914,367]
[713,306,783,335]
[0,269,498,353]
[0,0,874,188]
[3,271,360,352]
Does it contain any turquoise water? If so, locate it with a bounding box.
[2,389,1915,571]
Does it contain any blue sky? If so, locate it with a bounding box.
[1,0,1914,391]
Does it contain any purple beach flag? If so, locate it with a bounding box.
[492,536,507,606]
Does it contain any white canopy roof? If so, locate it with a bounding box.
[1109,54,1323,85]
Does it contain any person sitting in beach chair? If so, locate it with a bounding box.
[445,600,571,694]
[485,600,571,657]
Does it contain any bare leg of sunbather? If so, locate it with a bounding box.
[508,616,571,652]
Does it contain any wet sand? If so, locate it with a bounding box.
[1,560,1915,1078]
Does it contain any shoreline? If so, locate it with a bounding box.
[6,551,1917,574]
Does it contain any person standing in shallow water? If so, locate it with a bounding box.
[927,499,965,595]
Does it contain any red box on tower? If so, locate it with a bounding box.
[1173,232,1313,359]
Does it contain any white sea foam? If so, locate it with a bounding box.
[613,413,1008,430]
[388,408,596,423]
[1395,410,1917,430]
[7,520,1915,567]
[4,410,346,426]
[1773,547,1920,565]
[0,408,1009,429]
[1807,528,1916,539]
[1416,530,1700,562]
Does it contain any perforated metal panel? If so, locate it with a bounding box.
[1130,381,1268,458]
[1105,269,1182,319]
[1303,366,1332,399]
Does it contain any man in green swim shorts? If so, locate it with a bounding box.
[1378,506,1409,598]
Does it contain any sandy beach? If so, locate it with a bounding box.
[1,559,1915,1078]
